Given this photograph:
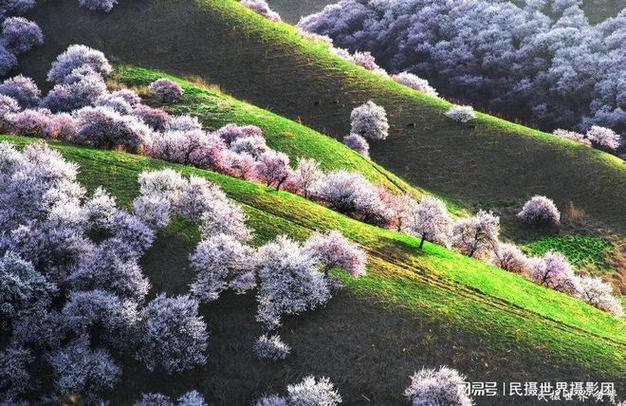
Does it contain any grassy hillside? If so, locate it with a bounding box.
[20,0,626,241]
[2,135,624,404]
[111,66,625,287]
[111,66,445,209]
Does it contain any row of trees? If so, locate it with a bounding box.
[298,0,626,155]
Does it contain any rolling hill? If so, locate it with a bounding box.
[2,134,625,404]
[19,0,626,242]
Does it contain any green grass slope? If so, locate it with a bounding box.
[20,0,626,239]
[3,135,624,404]
[111,66,445,208]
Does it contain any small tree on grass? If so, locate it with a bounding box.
[136,294,208,374]
[445,105,476,123]
[292,158,323,199]
[256,236,330,329]
[149,78,184,103]
[529,251,580,295]
[165,114,202,131]
[350,100,389,140]
[255,150,293,190]
[406,196,452,248]
[404,366,473,406]
[451,210,500,259]
[287,376,342,405]
[304,230,367,277]
[517,195,560,226]
[490,243,531,275]
[576,276,624,317]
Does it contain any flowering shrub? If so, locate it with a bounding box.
[552,129,591,146]
[136,294,208,374]
[190,233,256,302]
[0,74,40,108]
[0,94,19,118]
[350,100,389,140]
[253,334,291,361]
[586,125,621,150]
[256,236,330,329]
[73,106,154,152]
[165,114,202,131]
[67,244,151,301]
[404,366,472,406]
[0,252,56,328]
[0,344,33,401]
[47,336,121,402]
[149,78,184,102]
[147,130,225,171]
[5,108,50,137]
[199,198,252,241]
[133,103,172,131]
[42,68,108,112]
[445,105,476,123]
[96,93,134,114]
[46,113,77,140]
[517,195,561,226]
[576,276,624,317]
[216,123,263,145]
[313,170,393,227]
[292,158,323,198]
[47,45,112,84]
[2,17,43,55]
[391,72,438,97]
[231,134,268,158]
[111,88,141,106]
[287,376,342,405]
[343,133,369,157]
[240,0,281,22]
[133,193,171,229]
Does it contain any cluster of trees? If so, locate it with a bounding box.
[0,144,371,402]
[0,2,42,78]
[0,142,210,402]
[298,0,626,155]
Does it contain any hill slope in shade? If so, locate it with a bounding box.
[19,0,626,238]
[2,135,625,404]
